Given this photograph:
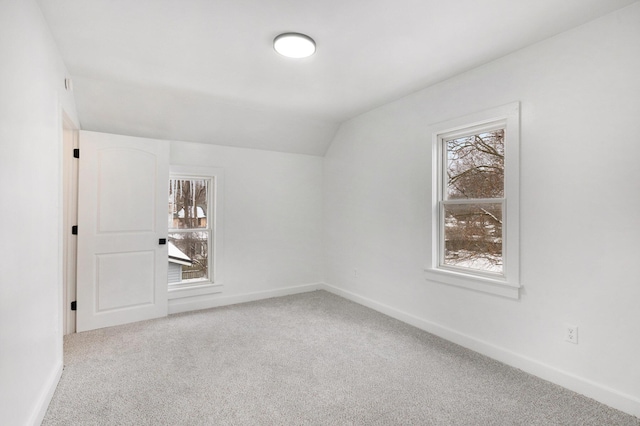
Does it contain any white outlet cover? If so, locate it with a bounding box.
[564,324,578,344]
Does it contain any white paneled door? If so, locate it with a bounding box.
[76,131,169,332]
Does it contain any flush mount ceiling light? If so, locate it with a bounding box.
[273,33,316,58]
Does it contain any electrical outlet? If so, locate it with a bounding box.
[565,324,578,344]
[353,269,358,278]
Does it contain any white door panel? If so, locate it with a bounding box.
[77,131,169,332]
[97,149,157,233]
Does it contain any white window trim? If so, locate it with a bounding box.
[425,102,520,299]
[168,165,224,300]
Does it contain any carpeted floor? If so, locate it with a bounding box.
[43,290,639,425]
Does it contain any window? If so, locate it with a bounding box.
[425,103,520,298]
[169,177,211,283]
[167,166,223,296]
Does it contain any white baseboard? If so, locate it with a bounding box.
[28,360,62,426]
[321,283,640,418]
[168,282,324,314]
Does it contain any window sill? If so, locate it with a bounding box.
[424,268,520,299]
[168,282,223,300]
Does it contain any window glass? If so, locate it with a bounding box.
[441,129,505,275]
[442,202,503,274]
[445,130,504,200]
[168,179,208,229]
[168,230,209,281]
[168,177,212,284]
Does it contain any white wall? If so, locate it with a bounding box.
[0,1,78,425]
[323,2,640,417]
[170,141,324,311]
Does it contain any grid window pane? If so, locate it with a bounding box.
[446,130,504,200]
[168,179,209,229]
[442,203,503,274]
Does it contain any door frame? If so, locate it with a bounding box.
[62,111,79,335]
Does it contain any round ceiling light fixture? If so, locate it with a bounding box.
[273,33,316,58]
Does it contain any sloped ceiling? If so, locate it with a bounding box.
[37,0,636,156]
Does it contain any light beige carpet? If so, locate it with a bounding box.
[43,291,639,425]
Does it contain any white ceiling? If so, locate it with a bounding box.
[38,0,636,156]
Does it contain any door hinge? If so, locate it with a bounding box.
[73,148,79,158]
[70,301,77,311]
[72,225,78,235]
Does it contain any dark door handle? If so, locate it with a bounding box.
[159,238,167,245]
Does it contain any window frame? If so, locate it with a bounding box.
[425,103,520,298]
[167,165,224,300]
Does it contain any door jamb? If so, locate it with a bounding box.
[62,112,78,335]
